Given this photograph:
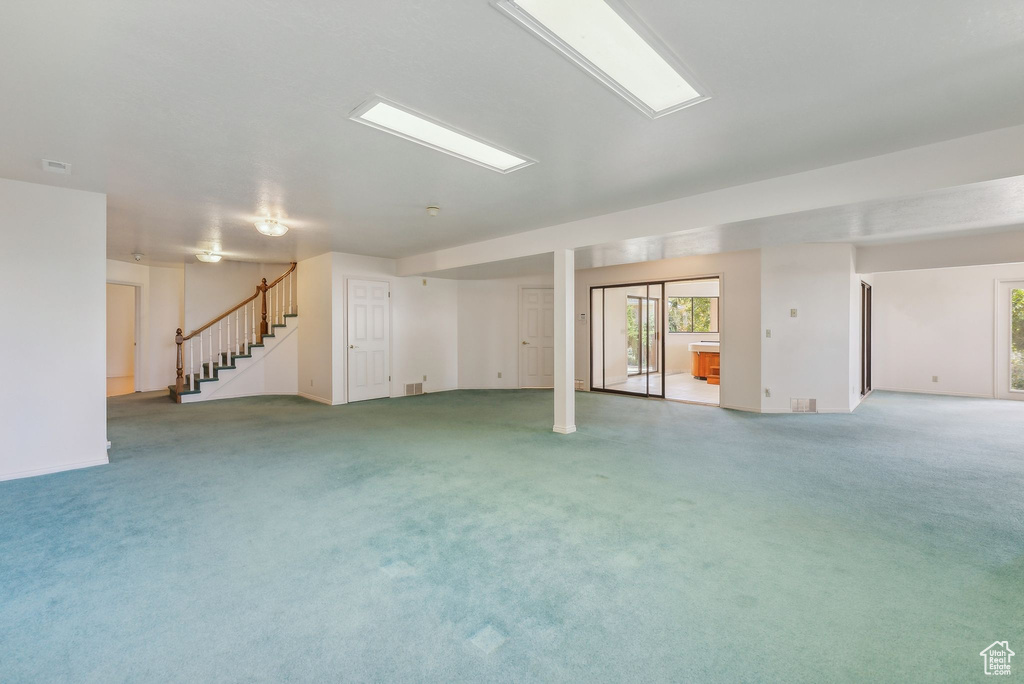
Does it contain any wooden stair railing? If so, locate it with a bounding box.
[173,262,297,402]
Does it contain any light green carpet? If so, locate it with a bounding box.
[1,390,1021,682]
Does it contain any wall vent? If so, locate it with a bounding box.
[41,159,71,174]
[405,382,423,396]
[791,398,817,413]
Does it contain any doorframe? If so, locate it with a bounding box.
[517,285,554,389]
[106,280,143,393]
[344,277,393,403]
[861,281,872,397]
[994,278,1024,400]
[588,280,667,399]
[588,272,724,405]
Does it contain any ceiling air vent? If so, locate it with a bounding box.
[405,383,423,396]
[41,159,71,174]
[791,398,817,413]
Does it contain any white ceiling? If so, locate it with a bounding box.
[2,0,1024,265]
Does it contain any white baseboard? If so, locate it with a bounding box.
[553,424,577,434]
[872,386,993,399]
[720,404,761,413]
[298,391,333,405]
[1,455,109,482]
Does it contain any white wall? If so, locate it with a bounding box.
[106,283,136,378]
[760,244,858,413]
[871,262,1024,397]
[296,252,460,404]
[457,275,554,389]
[297,253,334,403]
[1,178,107,481]
[184,261,289,331]
[574,250,762,412]
[106,259,184,392]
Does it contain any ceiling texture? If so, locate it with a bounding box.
[2,0,1024,266]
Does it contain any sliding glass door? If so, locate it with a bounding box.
[590,282,664,397]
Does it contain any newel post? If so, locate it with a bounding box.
[259,278,269,340]
[174,328,184,403]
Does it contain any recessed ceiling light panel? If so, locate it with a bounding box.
[349,98,534,174]
[494,0,709,118]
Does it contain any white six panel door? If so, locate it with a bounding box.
[348,279,391,402]
[519,288,554,388]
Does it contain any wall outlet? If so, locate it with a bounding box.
[765,329,772,339]
[932,375,939,383]
[310,379,313,387]
[497,371,502,379]
[790,308,798,317]
[765,387,771,398]
[423,375,427,382]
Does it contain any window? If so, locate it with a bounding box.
[668,297,718,333]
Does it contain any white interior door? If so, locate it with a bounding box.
[995,279,1024,400]
[519,288,554,388]
[348,279,390,402]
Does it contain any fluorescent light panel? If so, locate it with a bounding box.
[495,0,707,118]
[350,99,533,173]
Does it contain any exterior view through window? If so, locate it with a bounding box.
[668,297,718,333]
[1013,288,1024,391]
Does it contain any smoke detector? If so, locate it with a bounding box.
[41,159,71,174]
[426,205,440,217]
[132,253,144,262]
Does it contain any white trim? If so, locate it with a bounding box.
[552,424,577,434]
[0,456,109,482]
[298,391,333,405]
[872,386,994,399]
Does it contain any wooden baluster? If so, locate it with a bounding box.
[260,278,268,340]
[174,329,184,402]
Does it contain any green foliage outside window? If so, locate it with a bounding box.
[668,297,716,333]
[1012,288,1024,390]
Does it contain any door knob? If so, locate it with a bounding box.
[349,344,356,349]
[521,340,528,345]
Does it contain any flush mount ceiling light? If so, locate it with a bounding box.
[349,97,534,174]
[493,0,709,118]
[254,219,289,237]
[426,205,441,217]
[195,252,222,263]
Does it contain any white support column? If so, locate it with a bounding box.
[553,248,576,434]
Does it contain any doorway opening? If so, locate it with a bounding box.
[106,283,139,396]
[590,276,720,406]
[861,281,872,396]
[995,280,1024,401]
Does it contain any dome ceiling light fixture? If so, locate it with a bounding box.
[254,218,289,237]
[195,251,222,263]
[426,205,440,217]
